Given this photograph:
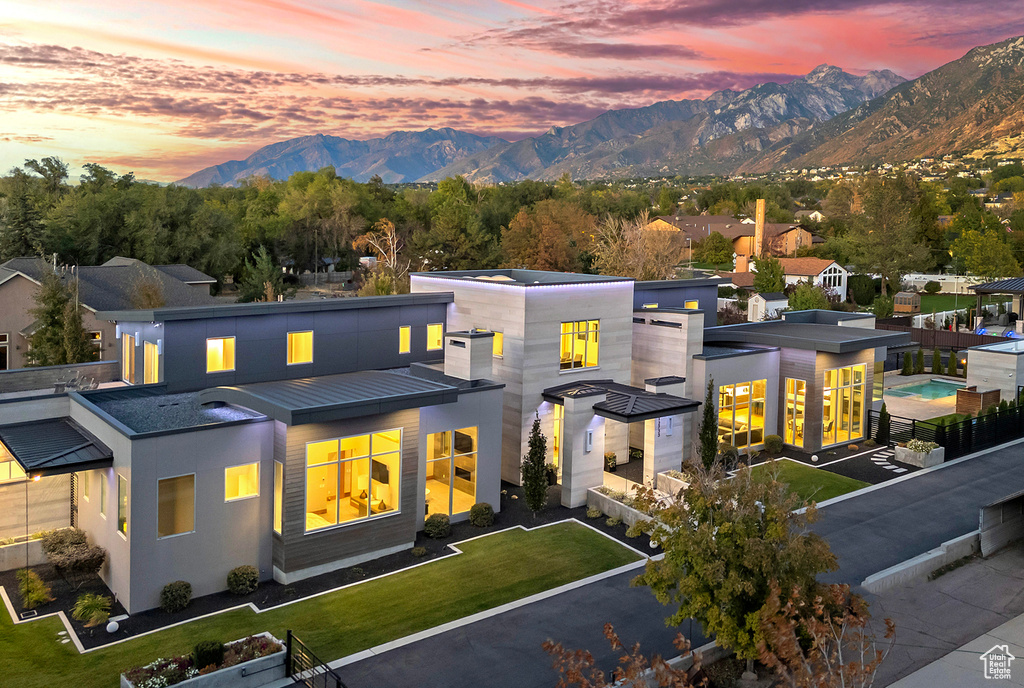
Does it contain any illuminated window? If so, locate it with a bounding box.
[0,441,26,484]
[873,361,884,403]
[88,331,102,359]
[399,326,411,354]
[425,427,477,517]
[305,430,401,532]
[99,472,108,518]
[559,320,599,370]
[427,324,444,351]
[225,462,259,501]
[273,461,283,534]
[552,405,563,473]
[785,379,806,448]
[492,331,503,357]
[158,474,195,538]
[718,379,767,449]
[685,300,699,309]
[117,475,128,537]
[822,365,865,446]
[144,341,159,384]
[642,303,658,309]
[206,337,235,373]
[287,331,313,365]
[122,334,136,384]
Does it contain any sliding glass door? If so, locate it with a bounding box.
[822,365,865,446]
[784,379,805,448]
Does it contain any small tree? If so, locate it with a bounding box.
[26,273,72,366]
[923,280,941,294]
[872,295,894,319]
[900,352,913,376]
[237,246,290,303]
[847,274,876,307]
[521,415,549,516]
[759,582,895,688]
[875,403,890,446]
[947,354,958,377]
[753,257,785,294]
[62,299,96,365]
[788,283,830,311]
[931,348,941,374]
[697,379,718,469]
[632,461,837,671]
[914,349,924,375]
[694,231,734,265]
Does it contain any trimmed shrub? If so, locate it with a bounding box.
[999,399,1010,411]
[932,348,942,373]
[876,403,891,445]
[41,527,106,590]
[424,513,451,539]
[924,281,941,294]
[606,517,622,527]
[947,354,958,377]
[468,502,495,527]
[160,580,192,613]
[16,568,53,609]
[193,640,225,671]
[717,443,739,469]
[764,434,784,454]
[901,352,913,376]
[71,593,111,627]
[872,295,894,319]
[915,349,925,375]
[586,506,602,519]
[848,274,876,306]
[226,565,259,595]
[411,546,427,557]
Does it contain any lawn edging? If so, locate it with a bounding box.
[0,519,646,660]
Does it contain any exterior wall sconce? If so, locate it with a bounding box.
[584,429,593,453]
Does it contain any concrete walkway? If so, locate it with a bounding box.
[890,615,1024,687]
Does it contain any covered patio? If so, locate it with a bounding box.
[542,377,700,507]
[971,278,1024,332]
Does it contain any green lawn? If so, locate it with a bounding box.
[926,412,971,426]
[0,522,640,688]
[750,461,869,504]
[918,293,1004,314]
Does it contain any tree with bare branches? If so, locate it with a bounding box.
[593,211,682,280]
[354,218,411,295]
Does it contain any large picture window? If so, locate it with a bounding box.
[225,462,259,501]
[122,334,135,384]
[0,441,26,483]
[158,474,195,538]
[823,364,865,446]
[425,427,477,517]
[784,379,806,448]
[287,331,313,365]
[559,320,599,370]
[206,337,235,373]
[305,430,401,532]
[718,379,767,449]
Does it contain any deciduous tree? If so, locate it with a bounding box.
[788,283,831,311]
[593,211,681,280]
[693,231,733,265]
[501,199,596,272]
[753,257,785,294]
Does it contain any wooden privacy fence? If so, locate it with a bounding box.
[873,324,1008,350]
[868,406,1024,460]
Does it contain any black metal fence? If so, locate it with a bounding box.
[287,631,348,688]
[868,406,1024,460]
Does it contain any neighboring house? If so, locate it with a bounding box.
[777,257,849,301]
[0,269,910,613]
[794,210,825,223]
[748,293,788,322]
[0,257,215,370]
[716,271,755,291]
[646,215,817,257]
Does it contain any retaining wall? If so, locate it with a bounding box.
[861,531,980,594]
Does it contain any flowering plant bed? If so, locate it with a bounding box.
[896,440,944,468]
[121,633,284,688]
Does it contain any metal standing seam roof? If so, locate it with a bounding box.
[971,278,1024,294]
[542,379,700,423]
[198,370,461,425]
[0,417,113,476]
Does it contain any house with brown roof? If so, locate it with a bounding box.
[647,214,817,258]
[778,257,848,301]
[0,257,216,370]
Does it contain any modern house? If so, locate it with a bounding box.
[0,268,910,613]
[0,257,216,370]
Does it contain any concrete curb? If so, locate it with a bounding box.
[861,530,980,594]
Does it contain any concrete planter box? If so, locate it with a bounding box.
[655,472,686,497]
[0,537,46,573]
[587,488,649,528]
[895,445,945,468]
[121,633,286,688]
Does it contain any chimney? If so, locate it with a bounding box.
[443,330,494,382]
[735,254,749,273]
[754,198,766,258]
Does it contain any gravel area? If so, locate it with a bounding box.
[92,391,263,433]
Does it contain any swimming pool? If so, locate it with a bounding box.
[888,379,965,400]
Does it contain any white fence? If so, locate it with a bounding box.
[911,300,1009,328]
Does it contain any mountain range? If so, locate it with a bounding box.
[177,35,1024,186]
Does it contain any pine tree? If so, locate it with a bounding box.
[26,272,71,367]
[876,403,891,445]
[237,246,288,303]
[521,415,549,516]
[62,298,96,364]
[698,379,718,469]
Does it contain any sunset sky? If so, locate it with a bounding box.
[2,1,1023,182]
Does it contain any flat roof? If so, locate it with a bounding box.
[80,387,266,435]
[782,309,875,325]
[970,339,1024,355]
[95,292,454,322]
[411,269,632,287]
[704,321,910,353]
[0,418,112,476]
[695,345,776,360]
[634,277,727,290]
[198,370,461,425]
[542,379,700,423]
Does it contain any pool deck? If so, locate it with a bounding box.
[883,373,964,420]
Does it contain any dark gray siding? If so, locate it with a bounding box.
[273,409,419,576]
[152,303,448,393]
[633,283,718,328]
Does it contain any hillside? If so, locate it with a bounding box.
[176,128,508,186]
